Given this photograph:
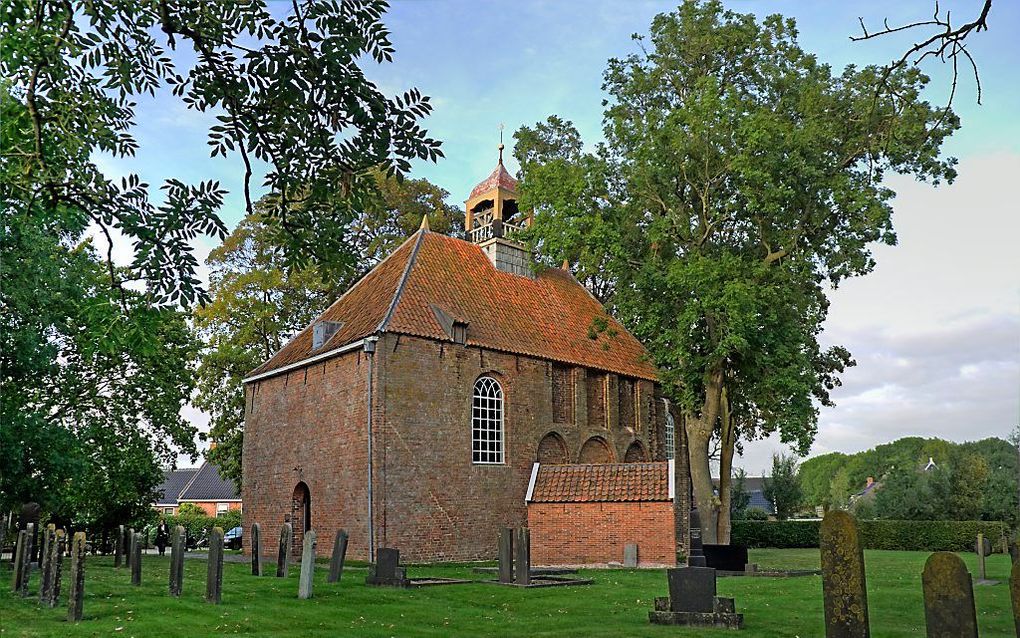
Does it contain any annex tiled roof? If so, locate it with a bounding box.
[250,230,658,381]
[155,468,198,505]
[469,161,517,199]
[178,462,240,501]
[529,462,671,503]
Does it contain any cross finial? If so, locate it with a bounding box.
[498,123,505,164]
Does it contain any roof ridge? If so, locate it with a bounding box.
[377,229,427,333]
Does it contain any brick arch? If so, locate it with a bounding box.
[291,481,311,556]
[624,440,648,463]
[577,436,615,464]
[537,431,569,464]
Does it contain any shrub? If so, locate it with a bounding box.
[154,509,242,548]
[732,518,1009,551]
[744,507,769,521]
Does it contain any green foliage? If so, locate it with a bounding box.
[799,452,849,509]
[730,468,751,520]
[733,519,1010,552]
[744,507,769,521]
[159,508,241,547]
[763,453,802,521]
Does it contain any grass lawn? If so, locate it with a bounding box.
[0,549,1014,637]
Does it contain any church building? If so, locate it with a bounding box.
[241,147,690,562]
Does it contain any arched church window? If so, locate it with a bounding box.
[472,376,504,464]
[664,404,675,460]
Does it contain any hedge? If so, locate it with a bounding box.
[732,519,1010,552]
[147,509,242,548]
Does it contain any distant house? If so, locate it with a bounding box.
[714,476,776,516]
[155,461,241,517]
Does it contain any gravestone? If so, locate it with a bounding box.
[648,567,743,629]
[688,509,706,567]
[18,522,35,597]
[514,527,531,586]
[169,525,185,597]
[206,526,224,604]
[114,525,124,568]
[250,523,262,576]
[497,528,514,584]
[975,532,996,585]
[67,532,86,622]
[43,529,65,607]
[366,547,409,587]
[11,530,26,593]
[126,527,135,569]
[298,530,317,599]
[327,529,349,584]
[820,510,870,638]
[276,523,292,578]
[922,552,978,638]
[1010,539,1019,565]
[38,524,55,604]
[19,503,40,564]
[624,543,639,568]
[1011,560,1019,637]
[131,532,142,585]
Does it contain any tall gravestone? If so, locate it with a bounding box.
[18,522,35,597]
[276,523,292,578]
[327,529,349,584]
[114,525,125,568]
[975,533,994,584]
[38,524,55,604]
[44,529,65,607]
[298,530,317,599]
[126,527,135,569]
[921,552,978,638]
[1011,560,1020,637]
[688,509,706,567]
[20,503,40,564]
[11,530,26,593]
[67,532,86,622]
[169,525,185,597]
[206,526,225,604]
[131,531,142,585]
[514,527,531,586]
[250,523,262,576]
[498,528,514,584]
[820,511,870,638]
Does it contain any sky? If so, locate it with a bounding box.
[93,1,1020,474]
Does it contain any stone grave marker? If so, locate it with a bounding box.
[366,547,409,587]
[131,532,142,585]
[649,567,743,629]
[327,529,349,584]
[1010,538,1019,565]
[67,532,86,622]
[10,530,26,593]
[498,528,513,584]
[114,525,125,568]
[624,543,639,568]
[38,524,55,604]
[688,509,707,567]
[44,528,65,607]
[514,527,531,586]
[1011,559,1019,637]
[974,532,997,585]
[169,525,185,597]
[250,522,262,576]
[298,530,317,599]
[276,523,292,578]
[206,526,224,604]
[922,551,978,638]
[19,523,35,597]
[820,510,870,638]
[126,527,135,569]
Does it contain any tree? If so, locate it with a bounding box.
[828,467,853,511]
[514,0,957,543]
[763,453,802,520]
[729,467,751,520]
[196,170,463,487]
[799,452,849,509]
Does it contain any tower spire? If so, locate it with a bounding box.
[498,123,505,165]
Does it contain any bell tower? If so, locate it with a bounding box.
[465,132,533,277]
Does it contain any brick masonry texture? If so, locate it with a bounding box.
[528,501,677,567]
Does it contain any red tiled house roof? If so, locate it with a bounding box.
[248,229,657,380]
[528,462,671,503]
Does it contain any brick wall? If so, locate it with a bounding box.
[528,501,676,567]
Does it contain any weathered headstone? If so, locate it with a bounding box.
[1010,538,1019,565]
[38,524,55,604]
[298,530,317,599]
[327,529,348,584]
[688,509,706,567]
[67,532,86,622]
[1010,559,1019,637]
[820,510,870,638]
[975,532,994,584]
[624,543,639,568]
[250,522,262,576]
[649,567,743,629]
[11,530,26,593]
[126,527,135,569]
[514,527,531,586]
[20,503,41,564]
[497,527,514,584]
[44,529,65,607]
[366,547,409,587]
[169,525,185,597]
[922,552,978,638]
[206,526,224,604]
[18,522,35,597]
[131,532,142,585]
[276,523,292,578]
[114,525,125,568]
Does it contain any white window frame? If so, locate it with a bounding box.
[471,376,505,464]
[664,409,675,460]
[216,502,230,517]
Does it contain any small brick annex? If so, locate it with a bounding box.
[527,462,678,567]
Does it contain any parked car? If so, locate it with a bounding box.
[224,526,243,550]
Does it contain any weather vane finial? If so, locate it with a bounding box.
[498,123,505,164]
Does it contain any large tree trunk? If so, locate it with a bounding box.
[685,367,724,545]
[716,385,734,544]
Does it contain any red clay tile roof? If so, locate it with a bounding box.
[469,161,517,199]
[529,462,671,503]
[249,229,658,380]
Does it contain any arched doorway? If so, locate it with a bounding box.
[537,432,569,464]
[624,441,648,463]
[291,482,311,557]
[577,436,614,464]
